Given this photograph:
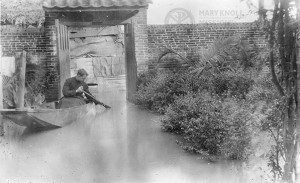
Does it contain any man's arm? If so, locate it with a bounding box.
[62,79,77,97]
[82,83,93,100]
[82,83,90,94]
[82,85,111,108]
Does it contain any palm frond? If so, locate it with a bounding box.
[2,74,17,89]
[2,75,17,108]
[156,49,190,70]
[191,36,247,76]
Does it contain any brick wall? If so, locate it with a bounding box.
[0,24,59,102]
[43,11,61,102]
[147,23,267,67]
[131,8,149,71]
[0,26,46,56]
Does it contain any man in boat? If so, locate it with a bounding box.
[59,69,93,108]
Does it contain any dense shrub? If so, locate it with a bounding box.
[220,99,253,160]
[162,93,226,154]
[135,70,189,114]
[24,62,48,106]
[3,55,48,108]
[162,92,221,132]
[161,93,252,159]
[247,66,279,103]
[213,70,254,99]
[134,37,260,160]
[136,69,157,90]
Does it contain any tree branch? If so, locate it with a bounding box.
[269,1,285,96]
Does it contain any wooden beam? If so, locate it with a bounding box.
[0,46,3,136]
[15,50,26,109]
[113,10,139,26]
[0,46,3,109]
[296,0,300,179]
[65,22,129,27]
[43,6,148,12]
[124,22,137,102]
[69,27,120,38]
[63,22,93,27]
[56,19,71,99]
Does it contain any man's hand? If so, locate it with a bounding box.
[76,86,84,93]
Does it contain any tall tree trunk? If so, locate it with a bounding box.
[269,0,285,96]
[296,0,300,180]
[258,0,265,21]
[0,46,3,136]
[278,0,297,182]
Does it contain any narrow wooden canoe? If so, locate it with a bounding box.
[0,103,106,129]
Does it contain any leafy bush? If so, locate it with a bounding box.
[134,37,260,160]
[136,69,157,90]
[247,66,279,103]
[135,70,189,114]
[220,99,253,160]
[163,93,226,155]
[3,61,48,108]
[25,62,47,106]
[213,70,254,99]
[162,93,252,160]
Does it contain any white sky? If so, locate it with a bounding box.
[147,0,274,24]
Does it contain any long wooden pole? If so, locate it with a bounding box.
[124,22,137,102]
[0,46,3,136]
[82,91,111,109]
[296,0,300,180]
[16,50,26,109]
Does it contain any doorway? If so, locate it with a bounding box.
[69,26,125,79]
[68,25,126,97]
[56,20,137,101]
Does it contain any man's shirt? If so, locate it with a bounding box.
[62,77,90,98]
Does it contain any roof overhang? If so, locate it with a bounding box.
[56,10,140,26]
[43,6,148,12]
[43,0,152,12]
[42,0,152,26]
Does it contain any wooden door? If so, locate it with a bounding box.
[55,19,70,98]
[124,23,137,102]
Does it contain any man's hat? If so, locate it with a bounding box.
[77,68,88,76]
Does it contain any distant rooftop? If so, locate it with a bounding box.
[43,0,152,9]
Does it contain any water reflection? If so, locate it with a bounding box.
[0,76,256,183]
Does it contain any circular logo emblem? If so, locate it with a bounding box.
[164,8,195,24]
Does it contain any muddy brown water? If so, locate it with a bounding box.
[0,76,262,183]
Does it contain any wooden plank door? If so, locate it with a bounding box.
[124,23,137,102]
[55,19,70,98]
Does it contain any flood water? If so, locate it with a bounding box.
[0,76,261,183]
